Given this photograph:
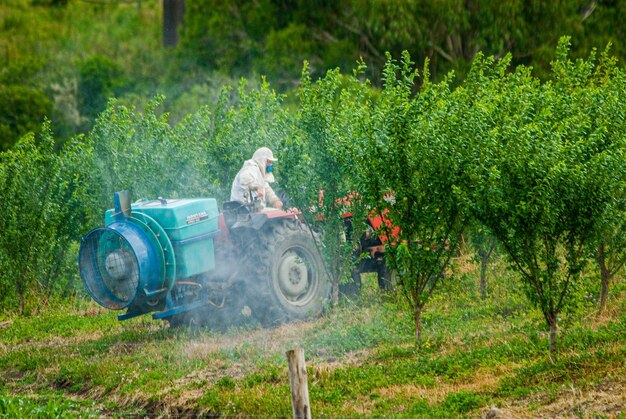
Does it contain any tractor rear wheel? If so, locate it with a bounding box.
[245,220,330,326]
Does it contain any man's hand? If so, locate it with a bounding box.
[273,199,284,209]
[256,187,265,199]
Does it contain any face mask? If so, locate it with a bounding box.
[266,164,273,173]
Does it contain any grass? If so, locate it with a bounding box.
[1,258,625,417]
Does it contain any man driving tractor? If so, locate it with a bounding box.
[230,147,284,209]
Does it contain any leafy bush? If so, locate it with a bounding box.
[78,55,126,124]
[0,39,625,371]
[0,84,52,150]
[0,123,91,313]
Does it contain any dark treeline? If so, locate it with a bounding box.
[180,0,626,86]
[1,0,625,149]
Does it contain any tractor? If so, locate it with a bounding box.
[78,191,330,328]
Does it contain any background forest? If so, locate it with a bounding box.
[2,0,625,150]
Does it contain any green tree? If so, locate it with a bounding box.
[84,95,206,208]
[468,39,626,357]
[0,84,52,151]
[353,52,471,341]
[281,62,371,305]
[258,23,314,90]
[586,46,626,315]
[178,0,276,72]
[0,123,89,313]
[78,55,126,126]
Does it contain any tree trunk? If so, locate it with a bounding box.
[596,245,612,315]
[163,0,185,48]
[599,273,610,314]
[19,286,25,315]
[478,238,496,300]
[331,277,339,307]
[480,257,487,300]
[548,315,558,361]
[414,305,422,341]
[46,244,67,299]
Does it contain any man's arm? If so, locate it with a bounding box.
[264,184,283,209]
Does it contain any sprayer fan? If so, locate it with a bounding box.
[80,228,140,310]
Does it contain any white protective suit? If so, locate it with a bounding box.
[230,147,281,208]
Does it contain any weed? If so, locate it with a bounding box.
[0,394,98,418]
[441,390,486,413]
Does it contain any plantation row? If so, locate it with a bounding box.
[1,39,624,355]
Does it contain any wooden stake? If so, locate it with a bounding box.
[286,348,311,419]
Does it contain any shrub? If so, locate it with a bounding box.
[0,84,52,150]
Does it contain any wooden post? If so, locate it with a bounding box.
[286,348,311,419]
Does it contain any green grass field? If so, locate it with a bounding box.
[1,256,625,417]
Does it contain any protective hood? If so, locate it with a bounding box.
[252,147,278,167]
[241,159,275,183]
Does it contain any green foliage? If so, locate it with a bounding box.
[3,0,626,150]
[0,395,95,418]
[465,38,626,355]
[583,44,626,312]
[0,75,296,312]
[201,78,292,202]
[82,82,289,208]
[304,290,411,356]
[85,95,194,206]
[1,1,166,143]
[77,55,126,124]
[0,84,52,151]
[177,0,626,88]
[0,9,625,368]
[258,23,313,90]
[0,34,624,368]
[442,390,485,413]
[178,0,269,71]
[350,51,471,340]
[0,123,90,313]
[280,61,373,303]
[178,0,351,87]
[0,267,624,416]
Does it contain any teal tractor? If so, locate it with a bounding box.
[79,191,330,327]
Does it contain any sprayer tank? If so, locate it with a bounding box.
[105,198,220,279]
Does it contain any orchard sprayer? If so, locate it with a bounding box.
[78,191,331,327]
